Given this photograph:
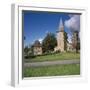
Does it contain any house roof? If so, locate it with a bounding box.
[33,40,42,47]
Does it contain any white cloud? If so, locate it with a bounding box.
[65,15,80,32]
[38,38,43,43]
[67,34,72,43]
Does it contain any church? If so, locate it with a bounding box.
[32,18,78,55]
[54,18,66,52]
[54,18,80,52]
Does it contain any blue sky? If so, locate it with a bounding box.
[23,11,80,47]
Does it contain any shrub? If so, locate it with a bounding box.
[55,50,61,54]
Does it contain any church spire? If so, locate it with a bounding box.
[59,18,64,32]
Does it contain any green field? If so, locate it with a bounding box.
[25,52,80,62]
[24,64,80,77]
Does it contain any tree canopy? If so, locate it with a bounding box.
[42,33,57,53]
[64,32,68,51]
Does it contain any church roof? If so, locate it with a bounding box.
[57,18,64,32]
[59,18,63,28]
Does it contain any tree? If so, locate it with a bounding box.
[42,33,57,53]
[24,46,29,56]
[72,31,80,53]
[64,32,68,51]
[76,32,80,53]
[76,41,80,53]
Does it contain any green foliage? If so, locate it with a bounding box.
[77,42,80,50]
[76,36,80,53]
[72,31,80,53]
[55,50,61,53]
[42,33,57,53]
[64,32,68,51]
[24,46,29,55]
[24,52,80,62]
[24,45,35,59]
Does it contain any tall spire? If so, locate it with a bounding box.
[59,18,64,32]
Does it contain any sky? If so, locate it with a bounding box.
[23,10,80,47]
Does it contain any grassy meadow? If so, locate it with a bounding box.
[24,52,80,77]
[24,64,80,77]
[25,52,80,62]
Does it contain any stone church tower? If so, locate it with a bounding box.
[54,18,65,52]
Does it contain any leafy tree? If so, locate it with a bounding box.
[42,33,57,53]
[72,31,80,53]
[76,41,80,53]
[76,32,80,53]
[24,46,29,55]
[64,32,68,51]
[30,45,34,55]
